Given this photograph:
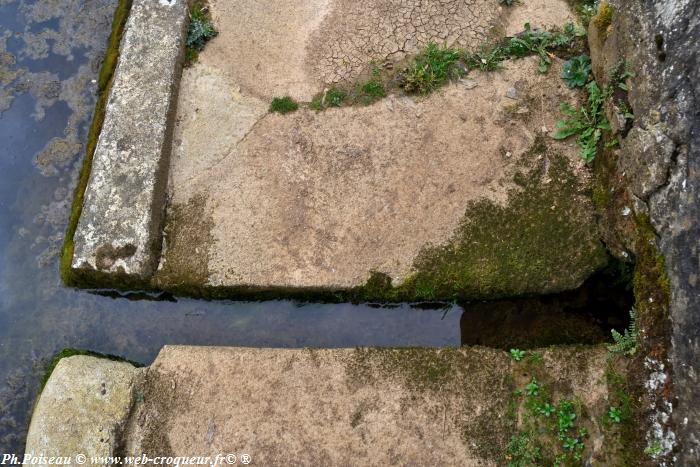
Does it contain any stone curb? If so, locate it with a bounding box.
[71,0,188,283]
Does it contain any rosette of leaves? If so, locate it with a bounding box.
[561,55,591,88]
[553,80,610,162]
[187,5,217,53]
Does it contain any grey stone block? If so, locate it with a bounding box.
[72,0,188,282]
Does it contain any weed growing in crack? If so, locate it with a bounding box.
[357,72,387,105]
[269,96,299,114]
[510,349,526,361]
[553,80,610,162]
[186,2,217,64]
[465,23,585,74]
[553,60,636,162]
[309,88,347,110]
[608,406,622,423]
[401,43,463,94]
[608,308,638,355]
[525,378,540,396]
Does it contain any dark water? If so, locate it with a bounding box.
[0,0,461,452]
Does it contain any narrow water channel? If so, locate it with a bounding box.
[0,0,631,454]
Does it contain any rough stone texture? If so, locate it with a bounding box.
[305,0,499,85]
[202,0,580,101]
[25,356,139,466]
[502,0,577,37]
[159,57,604,293]
[588,0,700,462]
[119,345,616,466]
[71,0,188,282]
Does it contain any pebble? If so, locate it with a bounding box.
[460,79,478,90]
[505,87,518,99]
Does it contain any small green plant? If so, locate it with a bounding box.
[325,88,347,107]
[269,96,299,114]
[357,78,386,105]
[553,80,610,162]
[310,88,347,110]
[577,0,598,27]
[610,60,636,91]
[510,349,526,361]
[608,406,622,423]
[505,433,541,467]
[644,441,663,457]
[465,23,585,74]
[608,308,638,355]
[537,402,555,417]
[557,400,577,433]
[526,378,540,396]
[186,3,217,62]
[401,43,463,94]
[561,55,591,88]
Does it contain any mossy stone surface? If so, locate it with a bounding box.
[352,138,608,302]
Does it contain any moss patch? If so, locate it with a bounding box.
[351,137,608,302]
[345,347,517,461]
[60,0,133,287]
[593,2,614,39]
[599,357,645,465]
[153,194,214,289]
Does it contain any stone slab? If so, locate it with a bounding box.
[119,345,618,466]
[158,58,606,295]
[71,0,188,281]
[25,356,139,467]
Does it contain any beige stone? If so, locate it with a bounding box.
[25,356,139,467]
[159,57,588,291]
[121,345,615,466]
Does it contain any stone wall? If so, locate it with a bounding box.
[588,0,699,462]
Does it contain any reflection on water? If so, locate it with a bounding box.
[0,0,461,452]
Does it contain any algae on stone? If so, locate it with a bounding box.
[354,137,608,302]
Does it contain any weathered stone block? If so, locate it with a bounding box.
[71,0,188,282]
[25,356,139,466]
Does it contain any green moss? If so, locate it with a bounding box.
[346,348,516,462]
[350,137,608,302]
[593,2,614,37]
[152,195,213,289]
[60,0,133,287]
[269,96,299,114]
[600,358,645,465]
[346,348,463,392]
[632,215,671,345]
[97,0,132,91]
[40,348,143,393]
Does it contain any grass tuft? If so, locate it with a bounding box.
[401,43,463,94]
[269,96,299,114]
